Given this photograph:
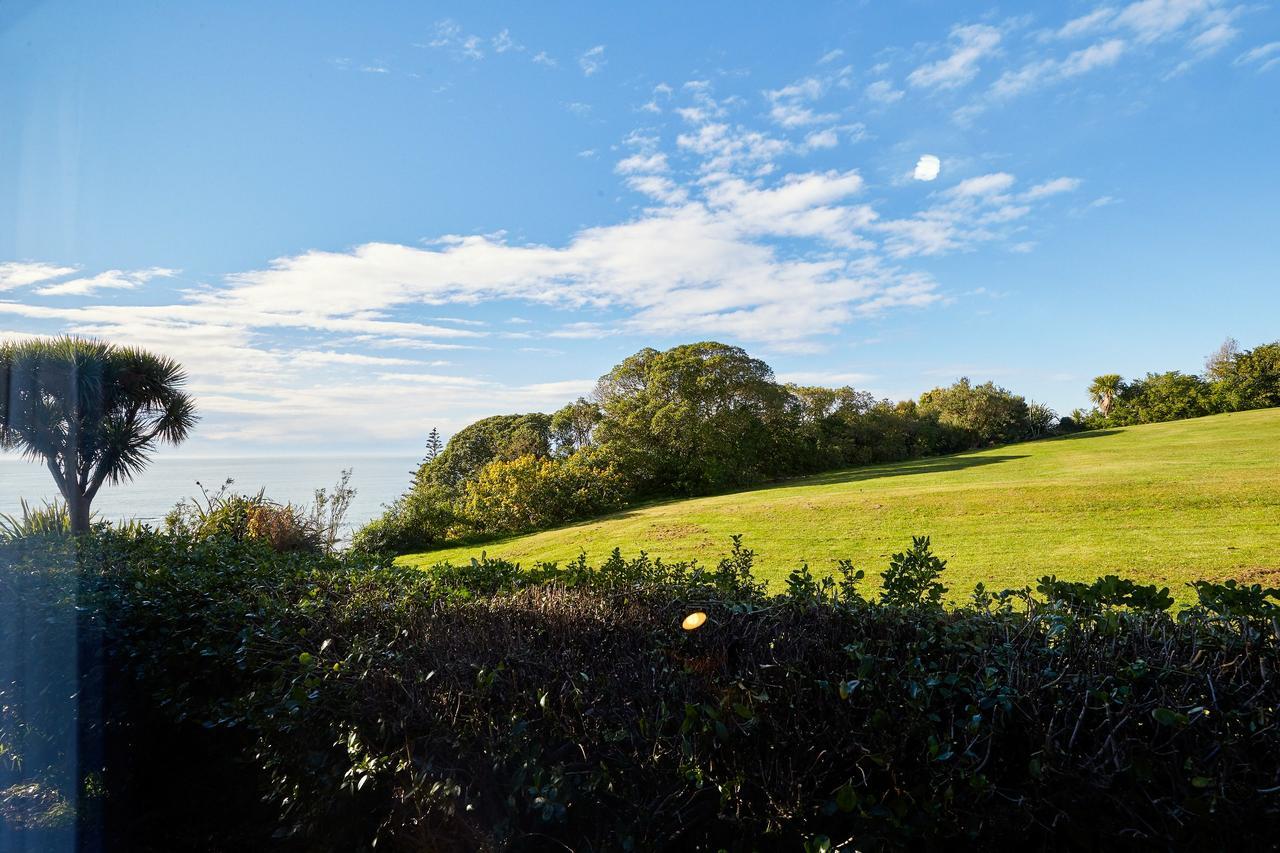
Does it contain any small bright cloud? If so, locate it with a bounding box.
[579,45,606,76]
[913,154,941,181]
[865,80,905,104]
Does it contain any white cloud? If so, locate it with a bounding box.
[579,45,606,76]
[615,152,670,174]
[803,128,839,149]
[0,262,77,291]
[865,80,905,103]
[913,155,941,181]
[1113,0,1217,43]
[532,51,557,67]
[989,38,1126,99]
[35,267,177,297]
[949,172,1016,197]
[288,351,430,369]
[548,322,612,339]
[876,172,1034,257]
[492,29,522,53]
[818,49,845,64]
[764,77,838,128]
[1235,41,1280,72]
[1055,8,1118,39]
[907,24,1002,90]
[1022,176,1082,199]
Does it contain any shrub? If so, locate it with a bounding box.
[164,472,354,555]
[350,484,459,556]
[0,499,77,542]
[461,453,627,536]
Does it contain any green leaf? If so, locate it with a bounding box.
[1152,707,1188,727]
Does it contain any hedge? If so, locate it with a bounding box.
[2,531,1279,850]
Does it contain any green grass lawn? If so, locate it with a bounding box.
[401,408,1280,602]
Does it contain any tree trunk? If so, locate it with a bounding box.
[69,492,92,535]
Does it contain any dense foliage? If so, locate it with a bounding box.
[3,529,1279,850]
[358,342,1051,552]
[1078,338,1280,428]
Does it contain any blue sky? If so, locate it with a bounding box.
[1,0,1277,453]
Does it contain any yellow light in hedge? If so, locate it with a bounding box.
[682,611,707,631]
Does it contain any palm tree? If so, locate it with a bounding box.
[1088,374,1124,418]
[1,337,197,533]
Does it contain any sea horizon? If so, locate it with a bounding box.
[0,453,419,533]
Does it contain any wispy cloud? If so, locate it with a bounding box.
[0,262,77,291]
[907,24,1002,90]
[764,77,839,127]
[1022,176,1082,200]
[492,28,522,53]
[35,267,177,297]
[865,79,905,104]
[579,45,606,76]
[1235,40,1280,72]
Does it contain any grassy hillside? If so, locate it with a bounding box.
[402,408,1280,601]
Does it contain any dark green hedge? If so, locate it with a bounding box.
[2,532,1279,850]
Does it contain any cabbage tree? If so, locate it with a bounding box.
[0,337,197,533]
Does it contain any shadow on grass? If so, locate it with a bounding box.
[774,453,1027,488]
[1047,429,1122,442]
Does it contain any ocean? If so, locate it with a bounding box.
[0,454,419,534]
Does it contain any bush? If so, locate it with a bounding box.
[461,453,627,536]
[3,530,1279,849]
[164,472,355,555]
[350,484,460,556]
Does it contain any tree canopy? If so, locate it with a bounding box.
[0,337,197,531]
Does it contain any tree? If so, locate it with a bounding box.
[1108,371,1213,425]
[423,427,444,464]
[1088,374,1124,418]
[550,398,602,457]
[1211,341,1280,411]
[0,337,197,532]
[416,413,552,490]
[592,342,789,494]
[918,378,1031,446]
[1204,337,1240,381]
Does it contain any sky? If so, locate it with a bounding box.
[1,0,1277,454]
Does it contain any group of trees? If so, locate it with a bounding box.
[1083,338,1279,428]
[356,342,1060,554]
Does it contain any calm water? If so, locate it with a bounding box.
[0,455,418,534]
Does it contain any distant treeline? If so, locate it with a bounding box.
[1080,337,1280,427]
